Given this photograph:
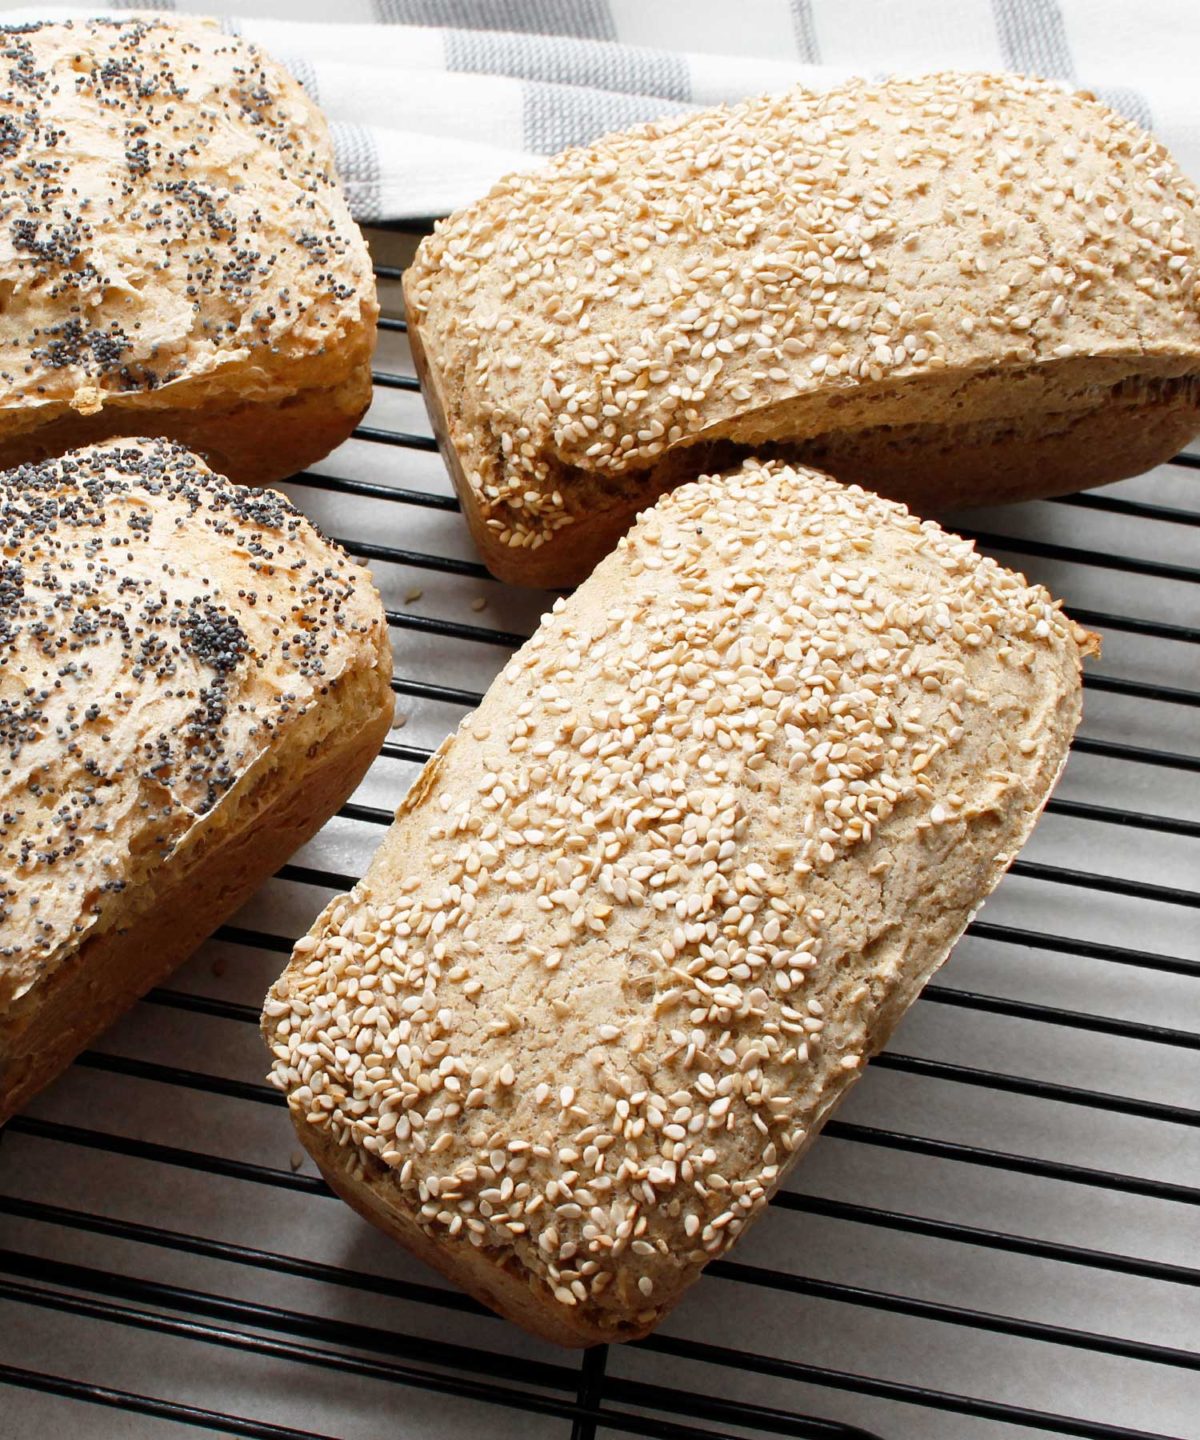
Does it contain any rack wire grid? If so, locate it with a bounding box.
[0,225,1196,1440]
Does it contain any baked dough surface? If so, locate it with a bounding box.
[0,17,377,482]
[1,437,393,1119]
[406,72,1200,584]
[265,461,1094,1344]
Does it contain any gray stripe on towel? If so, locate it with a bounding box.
[331,123,383,225]
[993,0,1076,78]
[447,30,689,101]
[280,55,321,105]
[377,0,617,40]
[523,82,689,154]
[790,0,821,63]
[1093,86,1154,133]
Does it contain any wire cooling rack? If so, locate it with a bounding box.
[0,227,1196,1440]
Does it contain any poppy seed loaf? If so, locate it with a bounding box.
[406,71,1200,585]
[0,438,394,1122]
[0,16,376,484]
[263,460,1096,1345]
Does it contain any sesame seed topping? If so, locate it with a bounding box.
[265,460,1089,1337]
[409,73,1200,558]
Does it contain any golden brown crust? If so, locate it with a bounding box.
[412,272,1200,586]
[0,362,374,489]
[0,438,394,1121]
[0,17,377,484]
[0,690,390,1123]
[304,1119,612,1346]
[446,369,1200,589]
[406,72,1200,586]
[265,461,1092,1344]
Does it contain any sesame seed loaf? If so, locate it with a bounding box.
[0,17,377,485]
[0,438,394,1123]
[405,71,1200,587]
[263,460,1096,1346]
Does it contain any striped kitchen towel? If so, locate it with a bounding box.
[4,1,1196,220]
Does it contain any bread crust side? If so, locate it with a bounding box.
[0,668,391,1123]
[0,359,374,488]
[407,288,610,589]
[412,269,1200,587]
[303,1111,614,1347]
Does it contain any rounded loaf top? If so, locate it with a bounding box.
[0,436,388,1008]
[0,16,374,418]
[265,459,1094,1341]
[407,71,1200,552]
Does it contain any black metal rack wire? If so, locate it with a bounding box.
[0,230,1196,1440]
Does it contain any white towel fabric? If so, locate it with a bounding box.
[3,1,1197,220]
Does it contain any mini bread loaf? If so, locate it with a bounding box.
[406,72,1200,586]
[0,17,376,485]
[264,460,1096,1345]
[0,438,393,1123]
